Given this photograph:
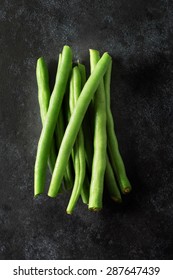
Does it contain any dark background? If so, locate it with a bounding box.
[0,0,173,259]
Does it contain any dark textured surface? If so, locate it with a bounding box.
[0,0,173,260]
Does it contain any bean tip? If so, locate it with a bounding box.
[122,187,132,194]
[34,191,43,198]
[88,207,102,212]
[89,48,99,54]
[47,191,57,198]
[66,210,73,215]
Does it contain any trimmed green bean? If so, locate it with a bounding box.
[78,62,120,203]
[55,53,73,190]
[63,78,75,188]
[88,50,107,210]
[36,57,57,174]
[78,62,90,204]
[34,45,72,196]
[66,66,86,214]
[105,61,131,194]
[48,52,111,197]
[55,53,64,151]
[78,62,93,171]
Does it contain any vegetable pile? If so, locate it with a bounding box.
[34,45,131,214]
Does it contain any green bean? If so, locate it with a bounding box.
[78,62,93,171]
[78,63,120,208]
[55,53,73,190]
[88,50,107,210]
[66,66,86,214]
[34,45,72,196]
[68,69,75,162]
[78,62,90,204]
[37,56,63,193]
[105,155,122,202]
[73,66,87,205]
[54,53,64,152]
[105,61,131,194]
[48,52,111,197]
[77,62,121,203]
[63,79,75,188]
[36,57,57,174]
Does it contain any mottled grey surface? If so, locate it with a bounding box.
[0,0,173,259]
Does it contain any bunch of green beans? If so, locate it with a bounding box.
[34,45,131,214]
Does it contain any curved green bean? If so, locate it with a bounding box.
[66,66,86,214]
[105,61,131,194]
[88,50,107,210]
[36,57,57,174]
[34,45,72,196]
[48,52,111,197]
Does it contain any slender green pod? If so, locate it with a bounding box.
[88,50,107,210]
[66,67,86,214]
[55,53,73,190]
[36,57,50,122]
[55,53,64,150]
[63,78,75,188]
[78,62,90,204]
[34,45,72,196]
[105,155,122,202]
[69,72,75,162]
[48,52,111,197]
[105,61,131,194]
[78,62,120,203]
[78,63,93,171]
[36,57,57,174]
